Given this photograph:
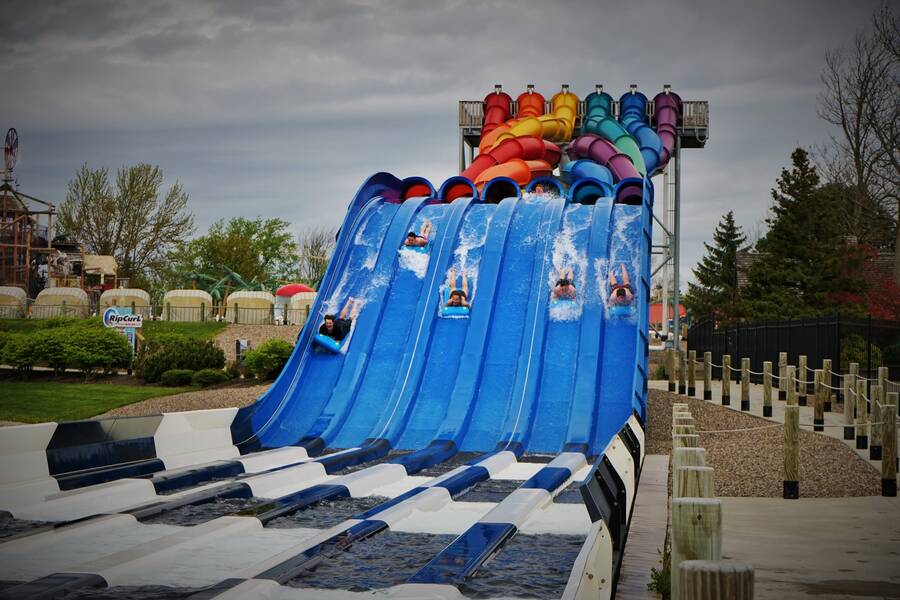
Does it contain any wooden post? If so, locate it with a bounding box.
[704,351,713,400]
[688,350,697,397]
[200,301,206,322]
[668,348,677,392]
[671,498,723,600]
[883,392,897,497]
[798,355,808,406]
[678,350,687,395]
[166,302,171,321]
[740,357,750,411]
[870,384,882,461]
[856,379,869,450]
[822,359,833,412]
[674,434,700,449]
[783,404,800,499]
[721,354,731,406]
[763,361,773,417]
[813,370,825,432]
[778,351,788,401]
[679,560,754,600]
[233,302,239,324]
[675,466,715,499]
[672,448,707,499]
[844,363,858,440]
[786,366,797,406]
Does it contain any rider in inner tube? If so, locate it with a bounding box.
[403,219,433,248]
[444,268,470,312]
[319,297,362,344]
[552,268,576,301]
[608,263,635,307]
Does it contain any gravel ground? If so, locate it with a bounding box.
[646,389,881,498]
[97,382,269,418]
[215,324,300,362]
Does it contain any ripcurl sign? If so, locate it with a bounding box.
[102,307,143,328]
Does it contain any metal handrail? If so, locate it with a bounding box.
[459,99,709,129]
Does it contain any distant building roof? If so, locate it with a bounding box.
[83,254,117,276]
[650,303,686,324]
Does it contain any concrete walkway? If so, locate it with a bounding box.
[722,495,900,599]
[649,379,898,476]
[617,454,668,599]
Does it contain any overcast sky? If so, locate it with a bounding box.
[1,0,884,287]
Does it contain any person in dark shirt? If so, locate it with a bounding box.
[404,220,433,247]
[319,297,362,342]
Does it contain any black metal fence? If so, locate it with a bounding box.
[686,315,900,387]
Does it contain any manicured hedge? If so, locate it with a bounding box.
[243,338,293,380]
[160,369,195,387]
[135,334,225,383]
[0,325,131,375]
[192,368,231,387]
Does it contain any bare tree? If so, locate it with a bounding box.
[297,226,337,286]
[58,164,195,280]
[818,7,899,282]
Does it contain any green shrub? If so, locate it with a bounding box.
[135,334,225,383]
[225,359,244,380]
[0,324,131,375]
[243,338,293,380]
[1,333,41,372]
[654,364,668,380]
[192,368,230,387]
[160,369,194,387]
[841,334,882,369]
[883,342,900,367]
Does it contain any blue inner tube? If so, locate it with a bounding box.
[402,239,431,253]
[440,287,470,317]
[313,333,345,353]
[550,297,578,310]
[609,304,635,317]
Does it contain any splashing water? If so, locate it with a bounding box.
[398,247,430,279]
[548,207,590,322]
[596,206,642,321]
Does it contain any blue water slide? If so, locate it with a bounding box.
[349,197,477,446]
[230,173,409,451]
[619,91,665,175]
[591,182,651,450]
[459,196,566,451]
[526,204,595,453]
[563,197,614,452]
[294,196,435,450]
[428,197,520,446]
[561,159,614,193]
[498,196,569,447]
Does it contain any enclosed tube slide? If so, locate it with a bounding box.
[618,91,665,175]
[567,134,640,182]
[582,89,646,175]
[652,89,682,165]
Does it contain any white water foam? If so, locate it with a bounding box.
[548,207,590,322]
[398,248,430,279]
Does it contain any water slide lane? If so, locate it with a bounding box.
[326,201,453,448]
[582,91,646,176]
[385,202,492,449]
[431,197,520,445]
[496,194,569,448]
[525,204,594,453]
[459,194,565,452]
[355,197,477,446]
[592,203,645,451]
[563,198,614,452]
[252,204,399,450]
[618,91,664,175]
[230,174,407,451]
[270,196,431,451]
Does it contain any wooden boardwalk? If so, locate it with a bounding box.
[616,454,668,599]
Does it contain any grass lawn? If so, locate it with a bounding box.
[0,382,194,423]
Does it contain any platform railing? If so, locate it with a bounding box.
[459,99,709,130]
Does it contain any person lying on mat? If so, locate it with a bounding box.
[319,297,362,341]
[608,263,634,306]
[445,268,470,308]
[404,220,433,247]
[553,269,576,300]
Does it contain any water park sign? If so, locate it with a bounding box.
[103,307,143,328]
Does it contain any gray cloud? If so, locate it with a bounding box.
[0,0,884,285]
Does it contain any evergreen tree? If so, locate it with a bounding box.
[685,211,747,322]
[745,148,865,318]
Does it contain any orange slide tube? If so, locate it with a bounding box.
[462,136,562,189]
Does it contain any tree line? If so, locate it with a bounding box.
[685,5,899,324]
[57,164,336,301]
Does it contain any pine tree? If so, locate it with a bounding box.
[685,211,747,322]
[745,148,866,318]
